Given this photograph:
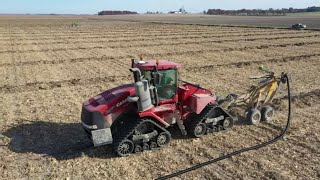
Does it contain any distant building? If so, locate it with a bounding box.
[169,7,187,14]
[169,11,183,14]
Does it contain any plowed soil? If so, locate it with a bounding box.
[0,16,319,180]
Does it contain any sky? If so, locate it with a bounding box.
[0,0,319,14]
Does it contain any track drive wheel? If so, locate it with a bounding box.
[150,141,157,150]
[134,145,143,153]
[261,106,274,122]
[115,139,134,157]
[156,132,171,147]
[247,109,261,125]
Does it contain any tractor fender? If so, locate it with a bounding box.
[190,94,216,114]
[138,109,170,127]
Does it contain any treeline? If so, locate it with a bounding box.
[98,11,138,15]
[206,6,320,16]
[207,9,287,16]
[287,6,320,13]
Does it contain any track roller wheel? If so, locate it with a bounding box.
[115,139,134,157]
[261,106,274,122]
[206,127,212,134]
[217,125,224,132]
[150,142,157,150]
[156,132,171,147]
[211,126,218,132]
[247,109,261,125]
[192,123,207,138]
[143,143,150,151]
[134,145,143,153]
[222,117,234,130]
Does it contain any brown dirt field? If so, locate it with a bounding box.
[0,16,319,180]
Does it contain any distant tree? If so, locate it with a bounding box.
[239,9,246,15]
[307,6,320,12]
[206,6,306,16]
[98,10,138,15]
[289,7,294,13]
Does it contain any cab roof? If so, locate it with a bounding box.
[135,60,181,71]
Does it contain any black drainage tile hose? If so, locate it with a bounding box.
[156,74,291,180]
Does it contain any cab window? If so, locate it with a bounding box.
[142,69,178,101]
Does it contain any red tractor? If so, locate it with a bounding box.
[81,59,235,156]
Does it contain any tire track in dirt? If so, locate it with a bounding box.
[118,39,320,52]
[20,31,316,48]
[1,51,319,95]
[0,30,207,36]
[1,32,318,52]
[1,31,310,46]
[284,135,319,154]
[186,53,320,71]
[211,129,294,179]
[273,89,320,109]
[0,27,285,36]
[0,35,314,53]
[0,29,284,39]
[0,29,276,41]
[0,75,131,93]
[1,41,319,68]
[0,28,215,35]
[0,33,318,54]
[0,26,280,32]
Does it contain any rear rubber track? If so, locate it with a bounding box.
[186,104,216,137]
[112,118,171,156]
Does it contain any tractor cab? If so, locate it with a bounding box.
[132,60,181,104]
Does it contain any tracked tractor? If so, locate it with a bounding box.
[81,59,235,156]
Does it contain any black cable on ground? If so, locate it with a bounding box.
[156,74,291,180]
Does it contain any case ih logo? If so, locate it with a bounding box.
[105,99,127,115]
[116,99,127,107]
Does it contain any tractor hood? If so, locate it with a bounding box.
[83,84,135,114]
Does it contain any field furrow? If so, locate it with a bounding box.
[0,30,311,45]
[0,32,319,53]
[0,36,319,68]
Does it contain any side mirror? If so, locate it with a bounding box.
[130,68,142,82]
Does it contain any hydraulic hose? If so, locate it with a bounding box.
[156,74,291,180]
